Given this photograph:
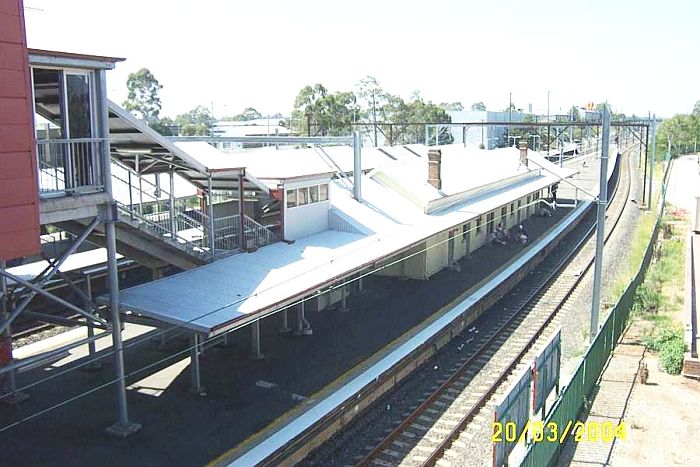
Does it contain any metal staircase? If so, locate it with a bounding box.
[45,155,279,270]
[108,162,278,268]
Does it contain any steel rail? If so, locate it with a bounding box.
[357,147,632,466]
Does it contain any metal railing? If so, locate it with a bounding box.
[110,161,278,259]
[113,201,211,261]
[211,213,278,251]
[37,138,106,197]
[109,163,211,259]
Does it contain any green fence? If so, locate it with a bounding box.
[520,159,672,467]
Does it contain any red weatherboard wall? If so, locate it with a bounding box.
[0,0,40,261]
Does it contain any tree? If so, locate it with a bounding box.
[471,102,486,111]
[380,91,453,145]
[222,107,263,121]
[123,68,162,124]
[175,106,215,136]
[693,100,700,117]
[150,116,177,136]
[440,102,464,112]
[290,83,358,136]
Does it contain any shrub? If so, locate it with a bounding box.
[633,284,663,314]
[644,324,683,352]
[659,338,686,374]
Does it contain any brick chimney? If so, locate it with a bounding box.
[518,141,528,168]
[428,149,442,190]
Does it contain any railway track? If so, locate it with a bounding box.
[307,149,632,466]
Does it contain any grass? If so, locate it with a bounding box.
[632,210,688,374]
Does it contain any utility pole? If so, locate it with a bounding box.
[648,115,656,208]
[590,105,610,343]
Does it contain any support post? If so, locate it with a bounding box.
[238,173,246,250]
[105,214,140,435]
[207,175,216,260]
[294,301,313,336]
[642,116,650,206]
[338,286,349,312]
[353,131,362,202]
[83,274,102,371]
[250,320,263,360]
[638,126,643,169]
[590,106,610,343]
[0,260,27,403]
[189,333,206,395]
[128,170,134,221]
[96,68,140,437]
[169,169,176,236]
[136,155,143,217]
[462,126,467,147]
[648,115,656,209]
[279,309,291,334]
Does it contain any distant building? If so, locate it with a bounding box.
[447,110,525,149]
[212,118,294,150]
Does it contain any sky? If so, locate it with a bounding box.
[23,0,700,120]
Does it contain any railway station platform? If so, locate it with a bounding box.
[0,148,619,466]
[0,206,575,466]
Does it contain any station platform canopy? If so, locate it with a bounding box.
[111,147,573,337]
[107,103,268,194]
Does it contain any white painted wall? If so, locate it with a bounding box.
[285,201,329,240]
[426,231,449,278]
[283,177,331,241]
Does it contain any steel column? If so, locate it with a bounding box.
[642,115,650,205]
[648,115,656,208]
[207,175,216,260]
[250,320,263,360]
[136,155,143,216]
[590,106,611,342]
[189,333,205,394]
[83,274,101,370]
[238,173,246,250]
[97,68,140,437]
[339,286,349,312]
[353,131,362,202]
[128,170,134,221]
[279,309,291,334]
[169,170,176,236]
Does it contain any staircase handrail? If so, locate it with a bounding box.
[114,201,212,260]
